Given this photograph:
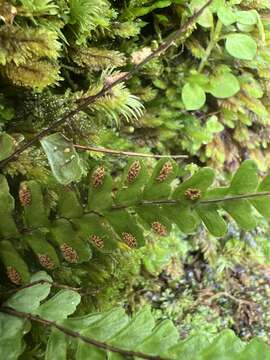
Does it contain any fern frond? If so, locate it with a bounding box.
[1,275,270,359]
[2,145,270,283]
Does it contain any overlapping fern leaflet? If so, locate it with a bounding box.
[1,132,270,285]
[0,271,269,360]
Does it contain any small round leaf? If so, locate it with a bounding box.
[182,83,206,111]
[209,73,240,98]
[225,34,257,60]
[217,6,236,26]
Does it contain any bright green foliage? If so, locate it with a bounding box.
[1,273,269,360]
[1,1,270,356]
[225,34,257,60]
[1,158,270,284]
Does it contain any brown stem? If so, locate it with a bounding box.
[112,191,270,210]
[0,0,213,169]
[199,191,270,205]
[74,144,188,159]
[0,306,171,360]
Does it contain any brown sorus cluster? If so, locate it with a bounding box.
[185,188,202,200]
[19,184,31,207]
[156,161,173,182]
[127,160,141,183]
[92,166,105,188]
[151,221,167,236]
[6,266,21,285]
[91,234,104,249]
[60,243,78,263]
[122,232,137,248]
[38,254,55,269]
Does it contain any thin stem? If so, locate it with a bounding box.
[112,191,270,210]
[198,19,222,72]
[74,144,188,159]
[0,0,213,169]
[0,307,171,360]
[199,191,270,205]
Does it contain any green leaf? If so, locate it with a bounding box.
[235,338,270,360]
[136,320,179,356]
[0,175,18,237]
[88,166,113,211]
[5,271,52,312]
[223,200,257,231]
[136,205,172,236]
[76,308,129,359]
[0,132,15,161]
[197,8,213,28]
[251,174,270,219]
[24,230,60,270]
[41,133,86,185]
[115,159,148,206]
[106,210,145,247]
[196,205,227,237]
[164,332,213,359]
[45,329,67,360]
[182,83,206,110]
[20,180,49,228]
[173,168,215,202]
[225,34,257,60]
[50,219,92,263]
[206,116,224,133]
[229,160,258,194]
[143,159,178,200]
[72,214,118,252]
[198,329,244,360]
[109,307,155,349]
[144,164,173,199]
[34,290,81,321]
[57,188,83,218]
[163,204,199,234]
[217,6,236,26]
[235,10,258,25]
[0,314,25,360]
[0,241,30,284]
[64,312,104,332]
[209,73,240,99]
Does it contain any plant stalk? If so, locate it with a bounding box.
[0,306,171,360]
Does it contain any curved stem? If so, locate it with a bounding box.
[199,191,270,205]
[0,307,171,360]
[112,191,270,210]
[74,144,188,159]
[198,19,222,72]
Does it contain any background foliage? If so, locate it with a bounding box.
[1,0,270,358]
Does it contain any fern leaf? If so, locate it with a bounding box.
[1,279,270,360]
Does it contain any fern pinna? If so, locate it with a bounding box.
[1,133,270,285]
[1,271,270,360]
